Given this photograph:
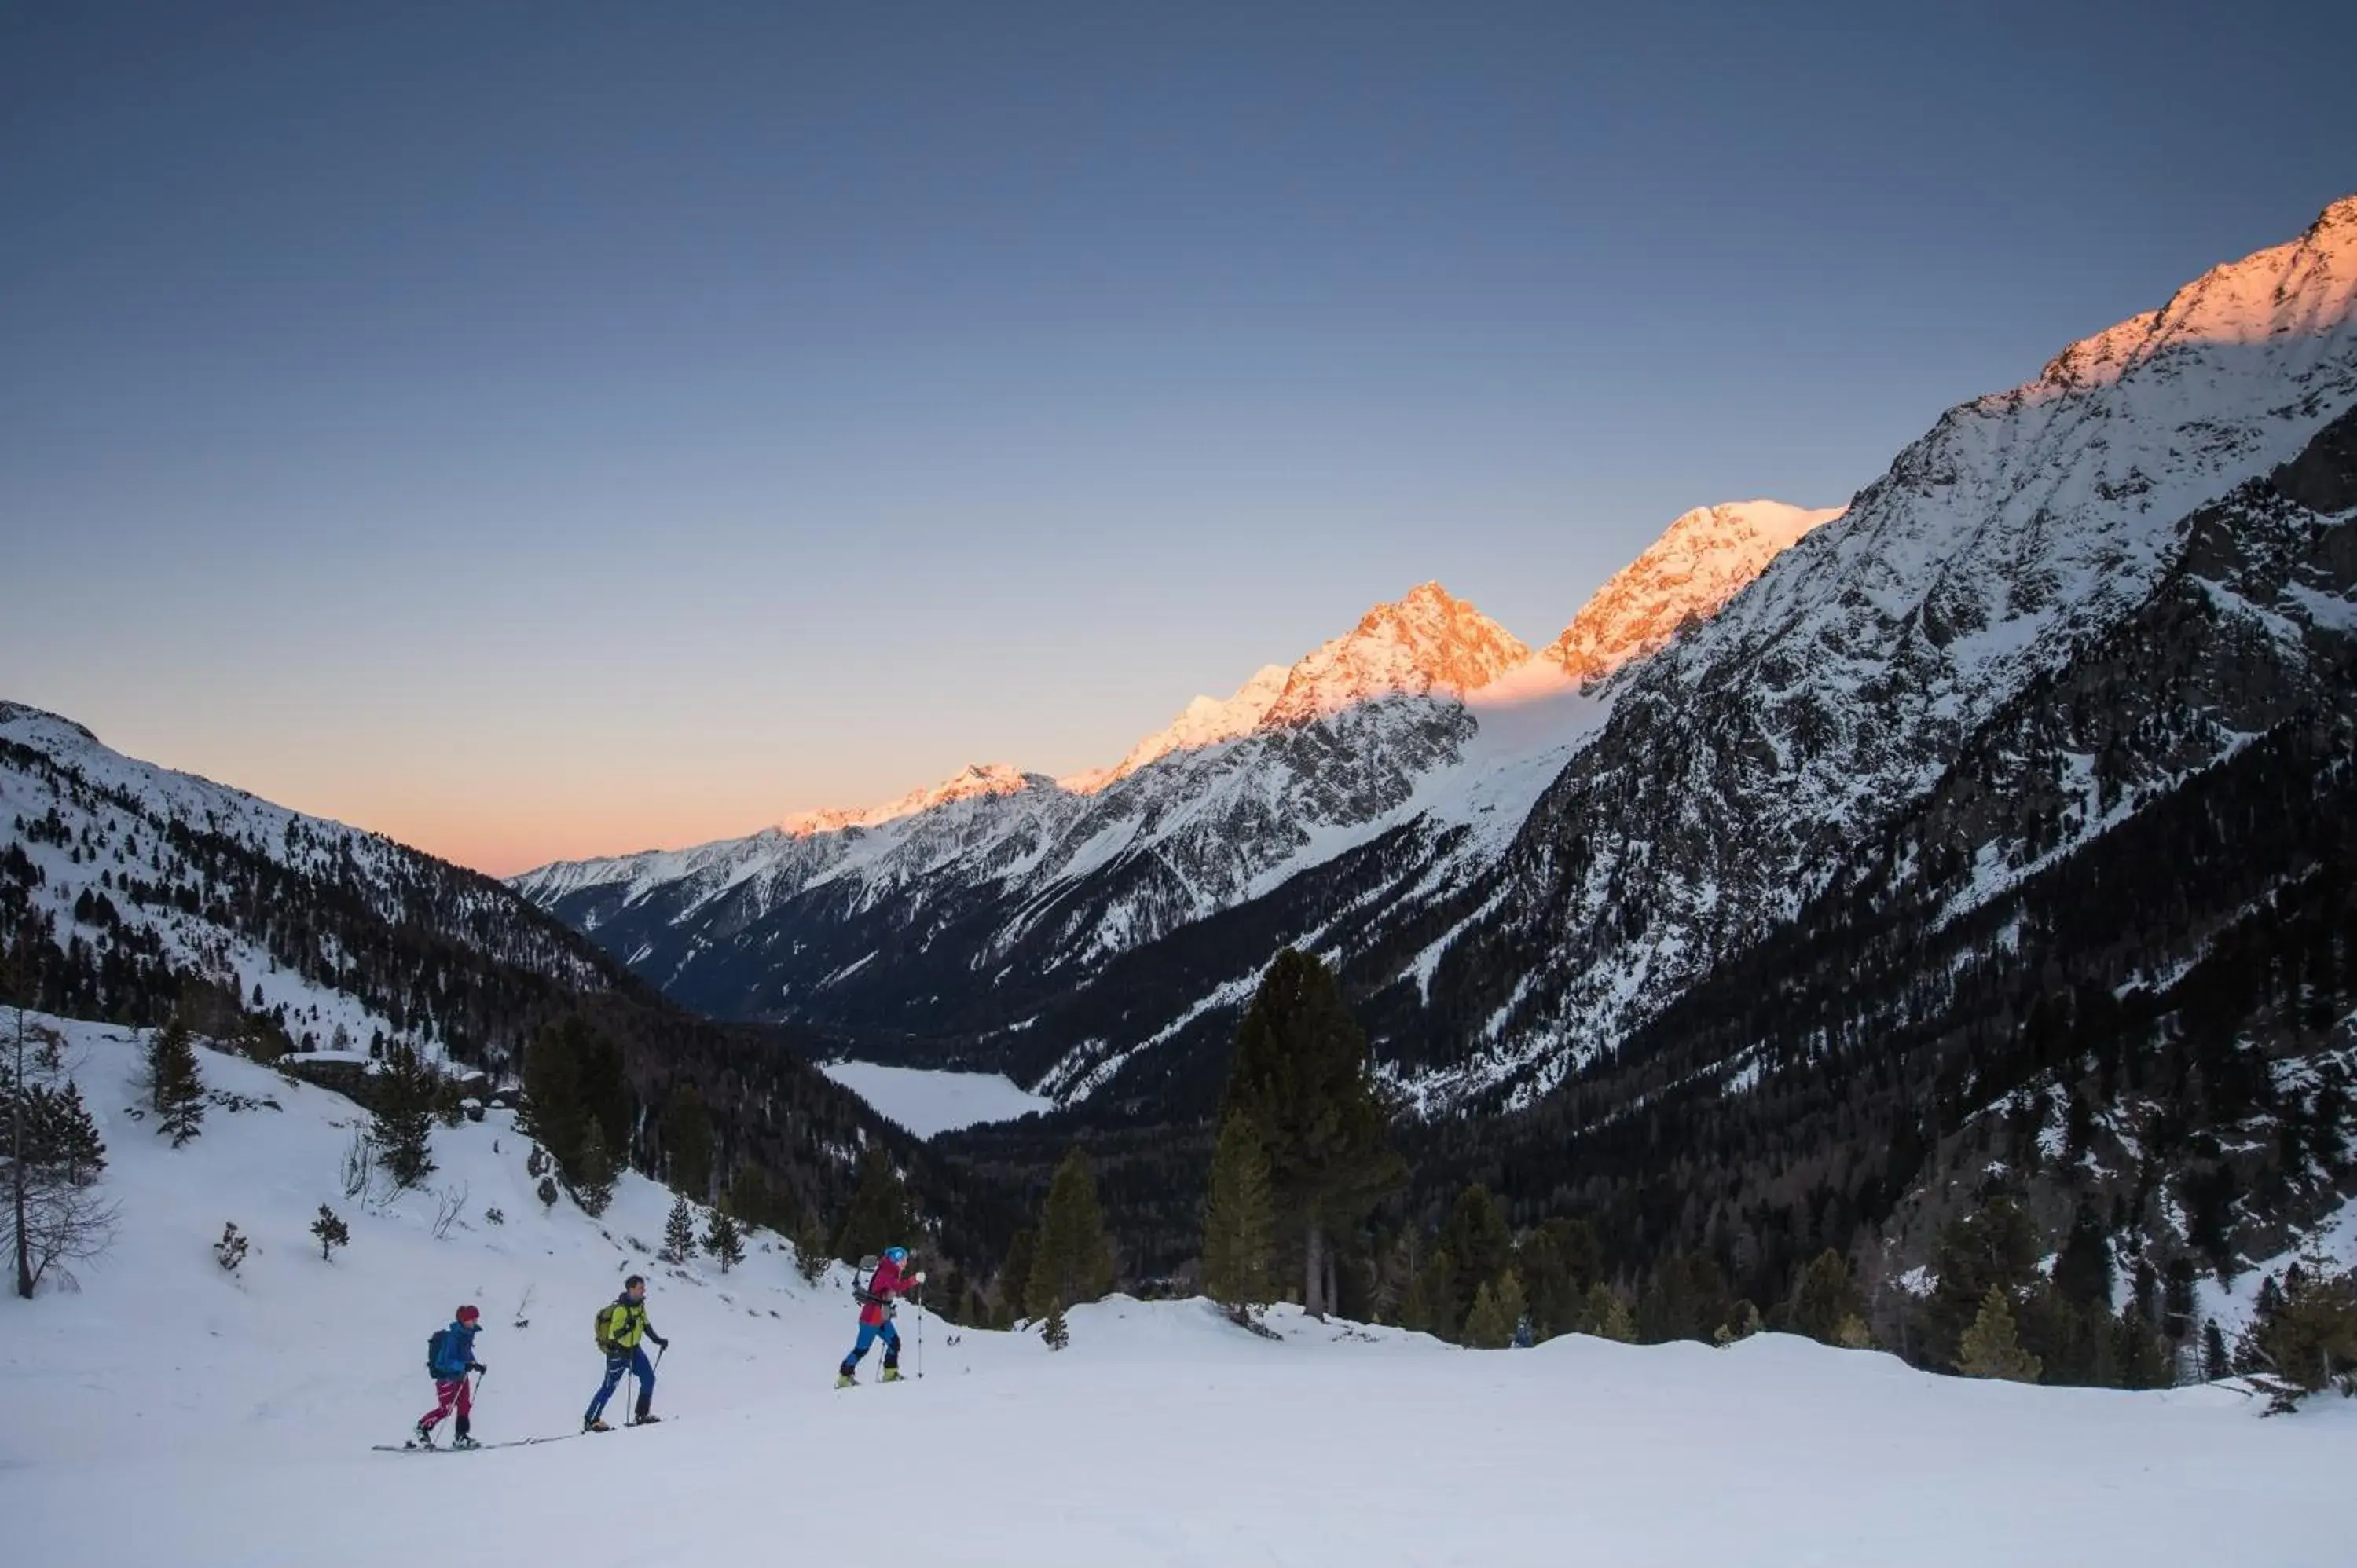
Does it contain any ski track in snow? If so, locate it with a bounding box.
[6,1015,2355,1568]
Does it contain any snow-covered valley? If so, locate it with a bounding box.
[6,1016,2354,1568]
[817,1059,1053,1138]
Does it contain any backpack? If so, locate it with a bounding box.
[592,1303,616,1348]
[852,1255,882,1307]
[426,1328,453,1375]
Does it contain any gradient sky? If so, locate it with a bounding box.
[5,2,2354,875]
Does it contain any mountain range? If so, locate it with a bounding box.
[8,195,2355,1332]
[519,195,2357,1315]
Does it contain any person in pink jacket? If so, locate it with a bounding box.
[836,1245,926,1386]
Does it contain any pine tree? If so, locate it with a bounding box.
[1040,1299,1069,1352]
[1787,1249,1868,1344]
[1200,1110,1275,1321]
[369,1045,437,1190]
[998,1227,1036,1324]
[1027,1148,1115,1344]
[1406,1245,1458,1339]
[1462,1280,1512,1348]
[1438,1184,1514,1332]
[663,1194,697,1263]
[703,1207,746,1273]
[147,1017,206,1146]
[1958,1286,2043,1383]
[1583,1282,1634,1343]
[311,1203,349,1261]
[728,1164,787,1235]
[2052,1204,2115,1310]
[572,1123,616,1218]
[2202,1318,2231,1381]
[790,1204,832,1286]
[1922,1197,2043,1370]
[520,1016,632,1189]
[1219,949,1402,1320]
[832,1144,915,1265]
[661,1085,714,1202]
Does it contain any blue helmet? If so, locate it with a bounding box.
[883,1246,909,1267]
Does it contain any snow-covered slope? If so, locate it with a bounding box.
[1416,192,2357,1105]
[9,1013,2351,1568]
[0,700,604,1063]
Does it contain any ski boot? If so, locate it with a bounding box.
[834,1371,857,1389]
[880,1367,904,1383]
[450,1434,480,1451]
[409,1422,435,1450]
[628,1413,662,1427]
[584,1417,612,1434]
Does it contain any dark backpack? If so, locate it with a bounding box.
[852,1255,881,1306]
[426,1328,453,1375]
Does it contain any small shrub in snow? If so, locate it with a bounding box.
[214,1222,248,1273]
[430,1183,468,1240]
[535,1175,559,1210]
[340,1130,373,1199]
[483,1207,504,1225]
[311,1204,349,1261]
[526,1145,551,1178]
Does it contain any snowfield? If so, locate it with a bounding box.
[818,1059,1054,1138]
[7,1017,2353,1568]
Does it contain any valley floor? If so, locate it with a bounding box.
[5,1020,2352,1567]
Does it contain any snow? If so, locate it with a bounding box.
[9,1013,2355,1568]
[816,1059,1051,1138]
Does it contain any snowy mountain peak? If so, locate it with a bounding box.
[781,760,1039,837]
[2030,192,2357,398]
[1067,664,1294,791]
[1539,501,1842,687]
[1259,581,1530,729]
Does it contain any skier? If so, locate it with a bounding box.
[415,1304,487,1449]
[585,1274,670,1432]
[836,1244,926,1387]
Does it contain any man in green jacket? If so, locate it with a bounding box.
[584,1274,671,1432]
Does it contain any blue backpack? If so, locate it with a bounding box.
[426,1328,453,1375]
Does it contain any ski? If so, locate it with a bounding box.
[372,1434,574,1453]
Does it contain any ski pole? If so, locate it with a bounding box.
[916,1282,924,1380]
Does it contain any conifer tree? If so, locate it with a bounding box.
[369,1045,438,1189]
[703,1207,746,1273]
[1200,1110,1275,1322]
[1027,1148,1115,1344]
[998,1227,1036,1324]
[1040,1299,1070,1352]
[146,1017,206,1146]
[1584,1282,1634,1343]
[661,1085,715,1202]
[1958,1286,2043,1383]
[2052,1204,2114,1310]
[1922,1197,2042,1370]
[2202,1318,2230,1381]
[1219,949,1402,1320]
[663,1193,697,1263]
[572,1123,616,1218]
[1462,1280,1512,1348]
[1406,1245,1458,1339]
[1787,1248,1866,1345]
[790,1205,832,1286]
[833,1144,915,1264]
[728,1164,787,1235]
[311,1203,349,1261]
[1439,1183,1514,1332]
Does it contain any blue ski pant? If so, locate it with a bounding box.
[840,1319,900,1375]
[587,1346,654,1423]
